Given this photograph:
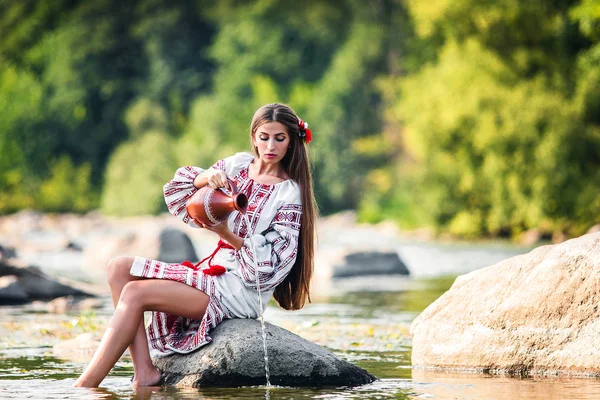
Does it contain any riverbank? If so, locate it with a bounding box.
[0,209,535,289]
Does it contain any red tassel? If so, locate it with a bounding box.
[202,265,226,276]
[181,260,197,269]
[182,239,233,276]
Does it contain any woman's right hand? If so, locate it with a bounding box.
[205,169,230,190]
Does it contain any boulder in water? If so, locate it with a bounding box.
[153,319,376,387]
[332,251,409,278]
[411,232,600,377]
[158,228,198,263]
[16,265,94,300]
[0,260,95,300]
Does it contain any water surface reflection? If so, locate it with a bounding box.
[2,276,599,399]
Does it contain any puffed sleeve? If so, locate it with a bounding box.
[163,160,226,228]
[163,152,253,228]
[235,185,302,290]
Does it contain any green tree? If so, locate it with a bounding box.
[0,0,215,214]
[101,131,177,216]
[178,0,405,214]
[377,0,600,237]
[38,156,96,213]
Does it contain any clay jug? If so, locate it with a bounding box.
[186,179,248,226]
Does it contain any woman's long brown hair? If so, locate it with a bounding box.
[249,103,317,310]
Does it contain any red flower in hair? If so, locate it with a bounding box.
[298,118,312,144]
[304,128,312,144]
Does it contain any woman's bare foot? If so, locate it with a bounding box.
[131,368,162,387]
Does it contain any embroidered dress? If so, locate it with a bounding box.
[129,152,302,357]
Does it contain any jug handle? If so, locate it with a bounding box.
[225,178,239,195]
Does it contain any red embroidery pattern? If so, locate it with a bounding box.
[166,190,195,213]
[231,166,274,238]
[273,206,302,229]
[224,164,302,289]
[212,159,226,171]
[142,259,231,355]
[176,166,198,181]
[156,155,303,354]
[164,183,189,196]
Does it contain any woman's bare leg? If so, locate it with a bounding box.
[103,257,159,387]
[74,270,210,387]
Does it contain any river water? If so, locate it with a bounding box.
[2,239,600,399]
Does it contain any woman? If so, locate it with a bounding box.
[74,103,317,388]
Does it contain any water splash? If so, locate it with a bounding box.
[243,214,271,388]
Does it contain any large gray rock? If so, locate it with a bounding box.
[411,232,600,377]
[153,319,376,387]
[18,265,94,299]
[0,261,95,300]
[333,251,409,278]
[158,228,198,263]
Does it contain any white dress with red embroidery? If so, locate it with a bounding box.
[129,152,302,357]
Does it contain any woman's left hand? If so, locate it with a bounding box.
[201,221,230,236]
[200,221,244,250]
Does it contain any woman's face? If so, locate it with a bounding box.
[252,121,291,166]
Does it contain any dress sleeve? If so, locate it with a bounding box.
[235,188,302,291]
[163,160,226,228]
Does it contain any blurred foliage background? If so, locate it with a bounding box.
[0,0,598,239]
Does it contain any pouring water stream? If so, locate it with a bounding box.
[243,214,271,388]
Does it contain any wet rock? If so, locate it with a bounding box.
[0,260,94,300]
[18,265,94,300]
[0,260,16,276]
[158,228,198,263]
[53,333,101,363]
[411,232,600,377]
[0,275,28,303]
[153,319,376,387]
[332,251,409,278]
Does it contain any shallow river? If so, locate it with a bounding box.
[2,244,600,399]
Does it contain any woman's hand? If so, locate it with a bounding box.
[200,221,244,250]
[206,169,230,190]
[202,221,230,236]
[193,168,230,189]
